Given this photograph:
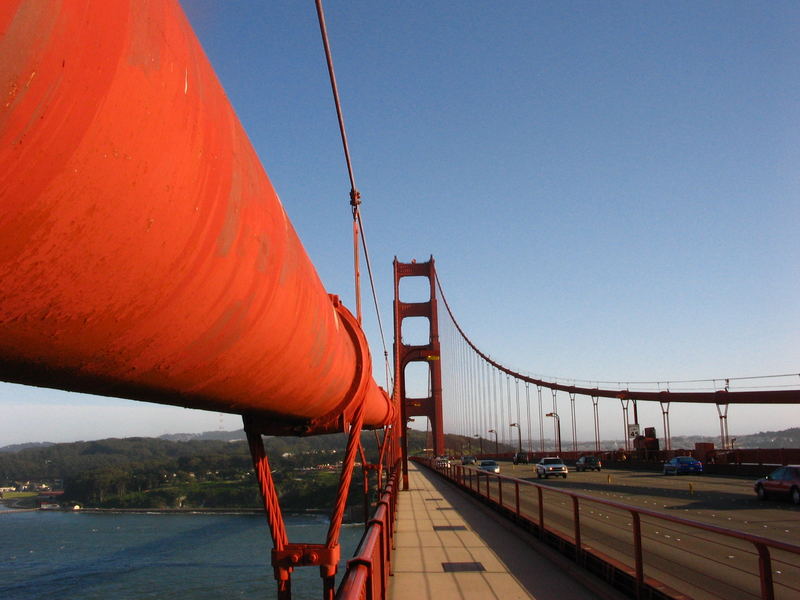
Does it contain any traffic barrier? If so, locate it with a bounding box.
[418,457,800,600]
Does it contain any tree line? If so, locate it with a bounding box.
[0,429,439,510]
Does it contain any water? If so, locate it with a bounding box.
[0,510,363,599]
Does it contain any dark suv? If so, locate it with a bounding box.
[512,452,530,465]
[575,455,602,472]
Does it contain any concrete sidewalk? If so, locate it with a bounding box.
[389,461,626,600]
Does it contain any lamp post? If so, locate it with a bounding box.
[488,429,498,456]
[510,422,522,454]
[474,434,483,455]
[546,412,562,454]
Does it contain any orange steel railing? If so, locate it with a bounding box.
[336,461,400,600]
[419,458,800,600]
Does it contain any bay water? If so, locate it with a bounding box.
[0,508,363,599]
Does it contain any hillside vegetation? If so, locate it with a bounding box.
[0,431,432,510]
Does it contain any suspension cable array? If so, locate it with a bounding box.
[435,270,800,458]
[436,273,800,404]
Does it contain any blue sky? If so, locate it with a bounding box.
[1,1,798,445]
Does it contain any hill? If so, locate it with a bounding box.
[158,430,246,442]
[0,430,432,511]
[0,441,54,454]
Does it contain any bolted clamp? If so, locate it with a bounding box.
[272,543,340,576]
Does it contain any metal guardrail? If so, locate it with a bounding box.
[418,458,800,600]
[460,448,800,467]
[336,463,399,600]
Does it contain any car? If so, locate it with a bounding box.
[433,456,451,469]
[662,456,703,475]
[575,455,602,472]
[536,457,568,478]
[477,460,500,474]
[461,455,477,465]
[512,452,530,465]
[754,465,800,505]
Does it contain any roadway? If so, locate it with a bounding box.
[468,463,800,600]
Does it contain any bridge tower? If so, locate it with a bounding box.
[393,257,444,490]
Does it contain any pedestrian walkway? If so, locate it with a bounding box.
[390,461,626,600]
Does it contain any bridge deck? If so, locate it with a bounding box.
[390,462,625,600]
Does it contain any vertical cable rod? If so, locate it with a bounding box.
[314,0,362,322]
[525,383,533,454]
[538,386,545,453]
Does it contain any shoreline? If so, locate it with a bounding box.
[0,503,366,524]
[0,501,333,517]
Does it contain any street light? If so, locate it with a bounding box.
[488,429,498,456]
[545,412,562,454]
[509,423,522,454]
[474,434,483,455]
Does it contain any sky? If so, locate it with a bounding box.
[1,1,798,446]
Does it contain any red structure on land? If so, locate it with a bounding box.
[393,258,445,488]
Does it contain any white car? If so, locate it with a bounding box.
[434,456,451,468]
[478,460,500,474]
[536,457,568,479]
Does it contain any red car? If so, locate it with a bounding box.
[754,465,800,505]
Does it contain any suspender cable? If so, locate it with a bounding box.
[525,383,532,454]
[434,271,800,404]
[315,1,393,390]
[538,386,544,453]
[507,375,513,445]
[315,0,358,200]
[315,0,361,321]
[357,212,392,389]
